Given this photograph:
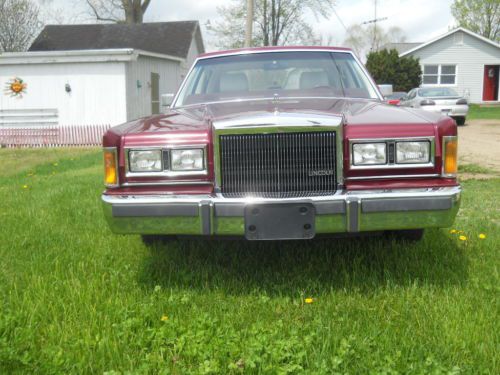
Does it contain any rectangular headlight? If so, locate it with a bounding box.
[129,150,162,172]
[171,148,205,171]
[352,143,387,165]
[396,141,430,164]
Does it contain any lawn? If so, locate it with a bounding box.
[468,104,500,120]
[0,148,498,374]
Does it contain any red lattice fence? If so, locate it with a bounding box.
[0,125,111,148]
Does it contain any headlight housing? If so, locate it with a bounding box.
[352,143,387,165]
[171,148,205,171]
[129,150,162,172]
[396,141,430,164]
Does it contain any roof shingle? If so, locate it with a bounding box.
[29,21,204,59]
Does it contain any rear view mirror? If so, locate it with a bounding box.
[161,93,175,107]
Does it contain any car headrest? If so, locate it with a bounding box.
[300,71,329,90]
[219,73,249,92]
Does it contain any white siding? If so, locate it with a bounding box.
[125,55,182,121]
[407,31,500,103]
[0,62,127,126]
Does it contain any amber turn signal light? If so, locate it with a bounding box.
[103,148,118,187]
[442,136,458,177]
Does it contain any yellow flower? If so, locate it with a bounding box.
[478,234,486,239]
[22,185,29,189]
[449,229,457,234]
[459,235,467,241]
[304,298,314,304]
[160,315,169,322]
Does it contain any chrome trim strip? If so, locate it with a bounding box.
[103,186,461,206]
[124,145,208,179]
[345,174,440,181]
[121,181,212,187]
[103,147,119,188]
[442,135,458,178]
[213,112,343,129]
[349,137,436,170]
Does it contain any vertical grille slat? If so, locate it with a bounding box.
[219,131,336,198]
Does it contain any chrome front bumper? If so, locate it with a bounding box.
[102,186,461,238]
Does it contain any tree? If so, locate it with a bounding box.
[451,0,500,42]
[365,49,421,92]
[85,0,152,23]
[0,0,41,52]
[208,0,335,49]
[343,24,407,59]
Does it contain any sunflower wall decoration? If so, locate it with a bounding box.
[4,77,27,98]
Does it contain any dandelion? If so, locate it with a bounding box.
[160,315,169,322]
[449,229,457,234]
[304,298,314,304]
[22,185,29,189]
[459,235,467,241]
[479,233,486,240]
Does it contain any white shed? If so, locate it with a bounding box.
[0,22,204,128]
[398,28,500,104]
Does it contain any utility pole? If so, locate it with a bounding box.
[362,0,388,51]
[245,0,254,47]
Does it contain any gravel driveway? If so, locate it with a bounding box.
[459,119,500,173]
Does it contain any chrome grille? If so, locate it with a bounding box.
[219,132,336,198]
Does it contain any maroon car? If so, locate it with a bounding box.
[102,47,460,241]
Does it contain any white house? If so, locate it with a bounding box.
[0,22,204,128]
[385,28,500,104]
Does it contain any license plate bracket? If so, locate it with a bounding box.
[244,203,315,240]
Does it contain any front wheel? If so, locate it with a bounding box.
[386,229,424,242]
[454,116,466,126]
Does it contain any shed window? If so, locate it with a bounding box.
[422,64,456,85]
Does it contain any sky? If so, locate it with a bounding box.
[44,0,457,51]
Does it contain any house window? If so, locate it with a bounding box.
[422,64,456,85]
[423,65,439,84]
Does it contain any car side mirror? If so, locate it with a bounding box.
[161,93,175,107]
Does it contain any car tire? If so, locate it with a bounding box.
[386,229,424,242]
[455,117,466,126]
[141,235,177,246]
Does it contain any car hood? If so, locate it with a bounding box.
[112,97,442,135]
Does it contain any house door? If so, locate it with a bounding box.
[151,72,160,114]
[483,65,499,101]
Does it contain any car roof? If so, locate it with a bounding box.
[198,46,353,59]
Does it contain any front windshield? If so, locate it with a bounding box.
[174,51,379,107]
[419,87,459,97]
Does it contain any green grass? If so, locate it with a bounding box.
[0,148,499,374]
[468,104,500,120]
[458,163,495,175]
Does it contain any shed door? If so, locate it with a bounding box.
[151,72,160,114]
[483,66,499,101]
